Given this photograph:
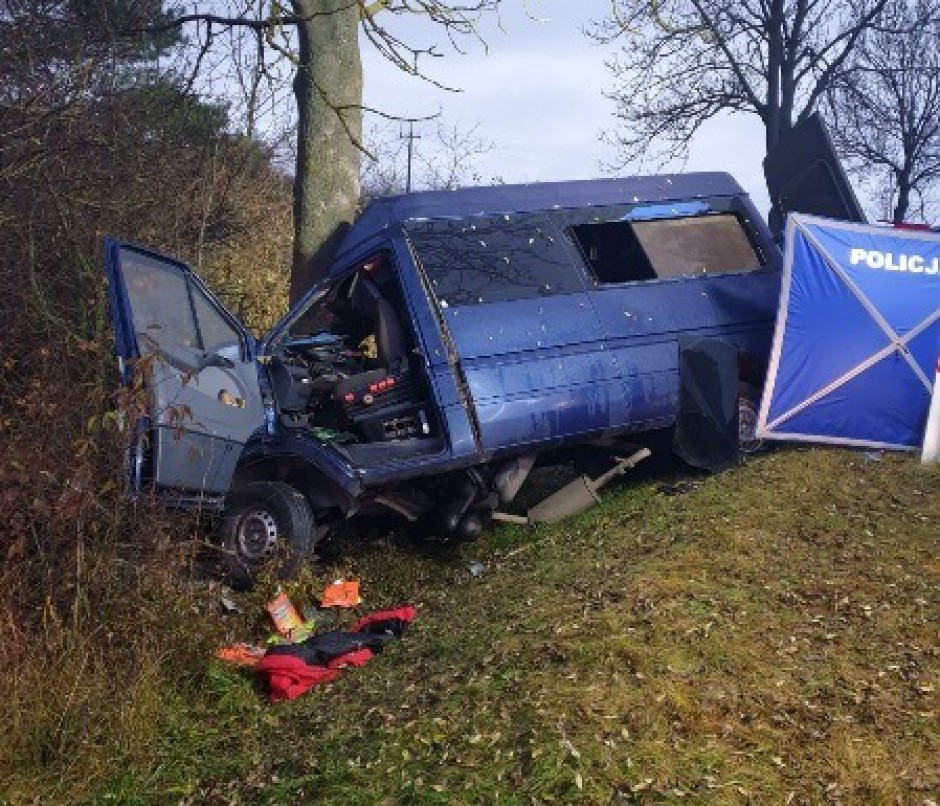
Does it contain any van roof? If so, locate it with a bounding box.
[338,172,747,262]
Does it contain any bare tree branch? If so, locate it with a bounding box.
[824,0,940,222]
[596,0,895,172]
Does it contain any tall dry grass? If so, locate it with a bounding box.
[0,81,293,799]
[0,335,220,797]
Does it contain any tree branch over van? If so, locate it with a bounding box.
[136,1,504,302]
[824,0,940,223]
[594,0,892,168]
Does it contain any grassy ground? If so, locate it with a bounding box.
[5,447,939,804]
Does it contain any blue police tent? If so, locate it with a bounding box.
[757,214,940,450]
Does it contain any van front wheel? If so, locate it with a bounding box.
[219,481,314,588]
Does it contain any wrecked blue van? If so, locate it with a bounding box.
[106,172,783,583]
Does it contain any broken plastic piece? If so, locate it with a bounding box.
[220,595,241,614]
[321,579,361,608]
[216,643,266,667]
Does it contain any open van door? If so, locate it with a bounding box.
[763,112,866,232]
[104,238,264,500]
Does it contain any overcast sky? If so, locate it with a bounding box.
[360,0,772,216]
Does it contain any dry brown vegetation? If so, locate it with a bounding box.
[2,440,937,803]
[1,6,937,803]
[1,82,938,800]
[0,10,294,794]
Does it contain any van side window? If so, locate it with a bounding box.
[570,213,764,284]
[120,247,242,357]
[122,249,200,349]
[405,213,583,307]
[191,289,242,355]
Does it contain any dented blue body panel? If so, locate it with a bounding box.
[107,172,782,512]
[312,173,781,468]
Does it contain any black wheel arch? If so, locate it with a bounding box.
[736,350,767,388]
[231,455,354,518]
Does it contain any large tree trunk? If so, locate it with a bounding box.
[893,170,912,223]
[764,0,786,153]
[289,0,363,304]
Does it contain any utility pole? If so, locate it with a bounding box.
[404,119,419,192]
[402,53,421,192]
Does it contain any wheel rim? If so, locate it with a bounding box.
[236,508,280,562]
[738,397,763,454]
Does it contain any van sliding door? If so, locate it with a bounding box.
[405,213,628,452]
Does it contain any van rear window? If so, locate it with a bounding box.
[405,214,583,307]
[570,213,764,285]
